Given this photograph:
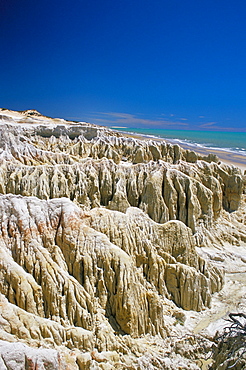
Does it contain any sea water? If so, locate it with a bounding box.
[113,128,246,156]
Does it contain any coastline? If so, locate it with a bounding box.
[119,130,246,174]
[177,143,246,174]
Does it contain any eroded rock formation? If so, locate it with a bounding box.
[0,108,245,369]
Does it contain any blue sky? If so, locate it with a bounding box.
[1,0,246,131]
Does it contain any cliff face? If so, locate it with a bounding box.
[0,119,243,221]
[0,109,245,369]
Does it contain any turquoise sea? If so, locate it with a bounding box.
[113,127,246,156]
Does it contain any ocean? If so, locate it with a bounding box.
[113,127,246,157]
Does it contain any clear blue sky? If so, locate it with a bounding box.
[1,0,246,131]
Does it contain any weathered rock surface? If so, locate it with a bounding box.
[0,340,65,370]
[0,140,243,227]
[0,109,245,369]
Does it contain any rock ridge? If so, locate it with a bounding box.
[0,110,245,369]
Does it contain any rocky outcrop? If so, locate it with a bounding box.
[0,117,243,228]
[0,340,65,370]
[0,163,242,223]
[0,158,242,230]
[0,194,221,332]
[0,109,245,369]
[87,207,223,310]
[0,192,220,368]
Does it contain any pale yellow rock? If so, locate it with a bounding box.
[0,109,245,369]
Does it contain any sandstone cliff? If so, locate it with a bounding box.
[0,108,245,369]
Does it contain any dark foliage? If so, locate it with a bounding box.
[211,313,246,369]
